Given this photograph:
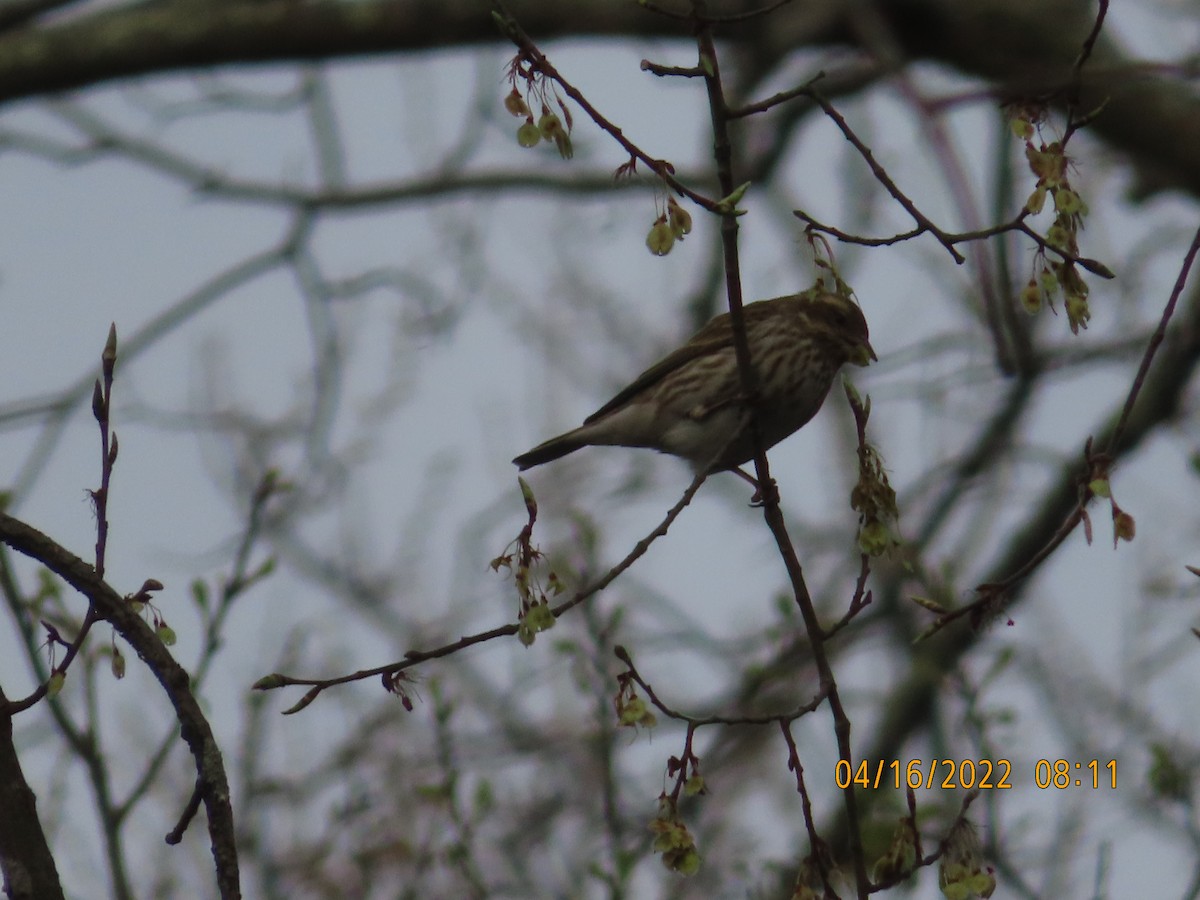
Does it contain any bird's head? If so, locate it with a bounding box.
[804,291,876,367]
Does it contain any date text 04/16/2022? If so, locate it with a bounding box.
[834,759,1118,791]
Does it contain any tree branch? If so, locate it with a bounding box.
[0,513,242,899]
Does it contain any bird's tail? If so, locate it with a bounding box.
[512,429,588,470]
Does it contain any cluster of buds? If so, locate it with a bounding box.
[38,616,70,695]
[1010,105,1094,333]
[490,478,564,646]
[109,640,126,680]
[938,818,995,899]
[504,87,573,160]
[381,669,415,712]
[490,541,560,646]
[613,671,657,729]
[1084,474,1135,548]
[845,385,899,557]
[1078,440,1135,549]
[648,794,701,875]
[646,196,692,257]
[872,816,919,885]
[790,857,834,900]
[126,578,175,646]
[666,749,706,799]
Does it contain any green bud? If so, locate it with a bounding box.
[1019,279,1042,314]
[537,111,562,141]
[1025,185,1048,215]
[1039,266,1058,296]
[503,89,529,118]
[619,695,648,726]
[47,671,66,697]
[1046,222,1071,251]
[857,518,893,557]
[552,130,574,160]
[102,322,118,371]
[911,595,949,614]
[1065,291,1091,333]
[714,181,750,213]
[517,621,536,647]
[281,686,320,715]
[1053,187,1083,216]
[668,198,692,237]
[646,221,675,256]
[252,673,287,690]
[516,121,541,148]
[524,601,555,633]
[191,579,209,611]
[1113,509,1135,544]
[1009,117,1034,140]
[670,847,701,875]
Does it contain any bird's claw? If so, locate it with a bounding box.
[730,466,778,506]
[748,478,778,507]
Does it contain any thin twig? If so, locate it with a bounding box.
[615,645,827,727]
[492,1,717,210]
[260,468,711,707]
[1106,224,1200,456]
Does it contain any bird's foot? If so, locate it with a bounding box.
[732,467,778,506]
[750,479,779,507]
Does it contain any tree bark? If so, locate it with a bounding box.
[0,686,66,900]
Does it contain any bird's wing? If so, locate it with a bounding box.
[582,313,736,424]
[581,298,800,424]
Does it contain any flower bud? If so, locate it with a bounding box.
[667,197,692,237]
[551,130,574,160]
[1009,116,1034,140]
[1053,187,1084,216]
[1039,266,1057,296]
[517,621,535,646]
[537,111,562,141]
[1112,508,1135,545]
[1025,185,1048,215]
[503,89,529,118]
[646,220,675,256]
[1019,279,1042,314]
[857,518,894,557]
[1046,222,1071,251]
[618,695,649,726]
[516,120,541,148]
[1065,291,1091,333]
[524,601,555,633]
[47,671,66,697]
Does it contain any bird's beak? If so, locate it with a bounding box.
[851,340,878,367]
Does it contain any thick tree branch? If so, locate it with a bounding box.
[0,0,1195,200]
[0,514,241,900]
[841,267,1200,849]
[0,686,65,900]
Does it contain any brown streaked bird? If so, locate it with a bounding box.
[512,291,876,475]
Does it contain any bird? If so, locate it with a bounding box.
[512,290,876,476]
